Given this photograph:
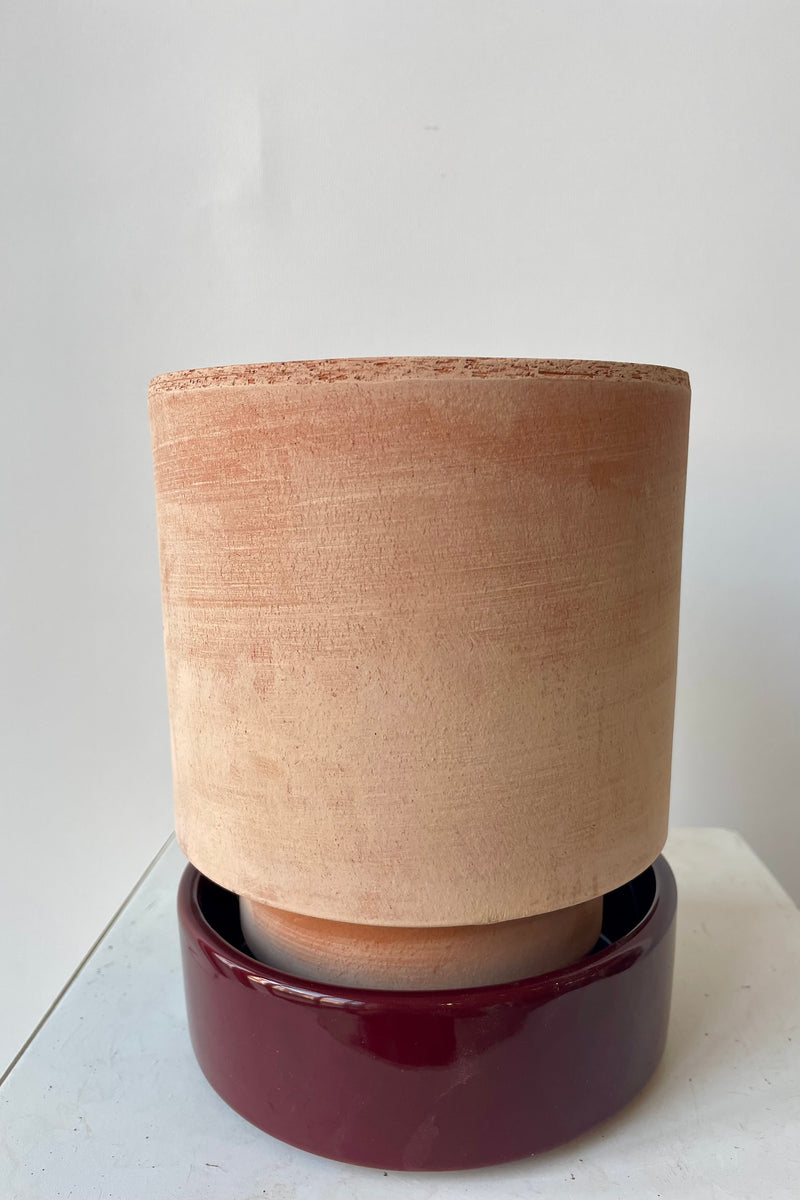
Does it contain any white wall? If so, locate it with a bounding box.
[1,1,798,1072]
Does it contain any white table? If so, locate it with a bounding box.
[1,828,798,1200]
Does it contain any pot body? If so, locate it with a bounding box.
[150,358,690,927]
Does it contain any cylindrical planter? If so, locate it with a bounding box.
[150,356,689,1162]
[150,357,689,915]
[178,853,677,1171]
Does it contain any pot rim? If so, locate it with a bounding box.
[179,853,676,1014]
[150,356,690,395]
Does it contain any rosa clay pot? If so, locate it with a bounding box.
[149,357,690,1167]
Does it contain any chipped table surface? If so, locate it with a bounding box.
[1,828,799,1199]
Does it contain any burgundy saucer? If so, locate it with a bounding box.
[178,855,676,1171]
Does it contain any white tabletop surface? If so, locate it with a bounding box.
[1,827,798,1200]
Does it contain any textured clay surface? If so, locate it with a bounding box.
[149,358,690,926]
[239,894,603,989]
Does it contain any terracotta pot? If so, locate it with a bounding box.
[150,357,689,987]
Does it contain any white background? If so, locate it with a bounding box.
[1,1,798,1074]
